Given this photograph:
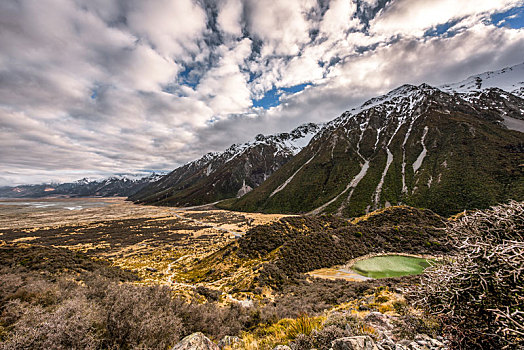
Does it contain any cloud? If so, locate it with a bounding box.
[0,0,524,186]
[217,0,244,37]
[196,38,253,115]
[370,0,523,36]
[125,0,207,58]
[319,0,360,37]
[245,0,316,56]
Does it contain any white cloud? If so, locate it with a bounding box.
[319,0,360,38]
[371,0,523,36]
[279,55,324,87]
[197,39,253,115]
[217,0,244,37]
[114,44,180,92]
[1,0,524,185]
[245,0,316,56]
[126,0,207,58]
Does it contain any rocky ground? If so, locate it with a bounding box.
[171,289,449,350]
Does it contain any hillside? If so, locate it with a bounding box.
[224,82,524,217]
[178,206,451,292]
[129,123,320,206]
[0,206,452,350]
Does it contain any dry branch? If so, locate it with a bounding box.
[411,201,524,349]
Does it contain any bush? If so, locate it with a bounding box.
[286,315,322,339]
[0,296,103,350]
[308,325,350,350]
[196,286,221,302]
[102,283,183,349]
[412,201,524,349]
[392,314,441,341]
[0,247,254,349]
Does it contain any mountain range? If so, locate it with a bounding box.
[4,63,523,217]
[128,123,321,206]
[0,173,164,199]
[135,62,524,217]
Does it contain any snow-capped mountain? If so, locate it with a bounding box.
[441,62,524,97]
[0,173,165,199]
[134,62,523,215]
[227,66,524,217]
[129,123,321,206]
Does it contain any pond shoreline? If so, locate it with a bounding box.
[307,252,444,282]
[342,252,441,270]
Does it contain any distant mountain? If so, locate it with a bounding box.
[129,123,321,206]
[0,173,164,199]
[223,63,524,217]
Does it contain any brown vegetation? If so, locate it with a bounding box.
[412,201,524,349]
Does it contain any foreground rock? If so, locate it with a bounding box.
[377,334,447,350]
[218,335,240,349]
[172,332,219,350]
[331,336,379,350]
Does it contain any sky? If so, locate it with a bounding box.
[1,0,524,186]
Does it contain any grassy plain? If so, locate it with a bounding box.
[0,198,288,291]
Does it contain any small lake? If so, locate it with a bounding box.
[351,255,432,279]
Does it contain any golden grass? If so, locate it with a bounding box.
[350,205,408,225]
[224,315,325,350]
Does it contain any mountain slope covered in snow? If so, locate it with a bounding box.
[441,62,524,97]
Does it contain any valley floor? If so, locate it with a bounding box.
[2,198,519,349]
[0,198,289,290]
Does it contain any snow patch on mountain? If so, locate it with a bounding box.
[271,151,318,198]
[413,126,429,173]
[503,116,524,133]
[236,180,253,198]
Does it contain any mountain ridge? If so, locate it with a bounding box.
[129,63,523,216]
[0,173,164,199]
[129,123,322,206]
[223,72,524,217]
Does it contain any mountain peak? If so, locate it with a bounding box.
[441,61,524,97]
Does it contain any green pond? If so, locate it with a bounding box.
[351,255,432,279]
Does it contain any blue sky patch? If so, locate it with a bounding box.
[178,66,200,89]
[253,83,312,109]
[491,6,524,29]
[89,83,103,100]
[424,19,460,37]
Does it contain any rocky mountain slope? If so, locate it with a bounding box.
[223,64,524,217]
[0,173,164,198]
[129,123,321,206]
